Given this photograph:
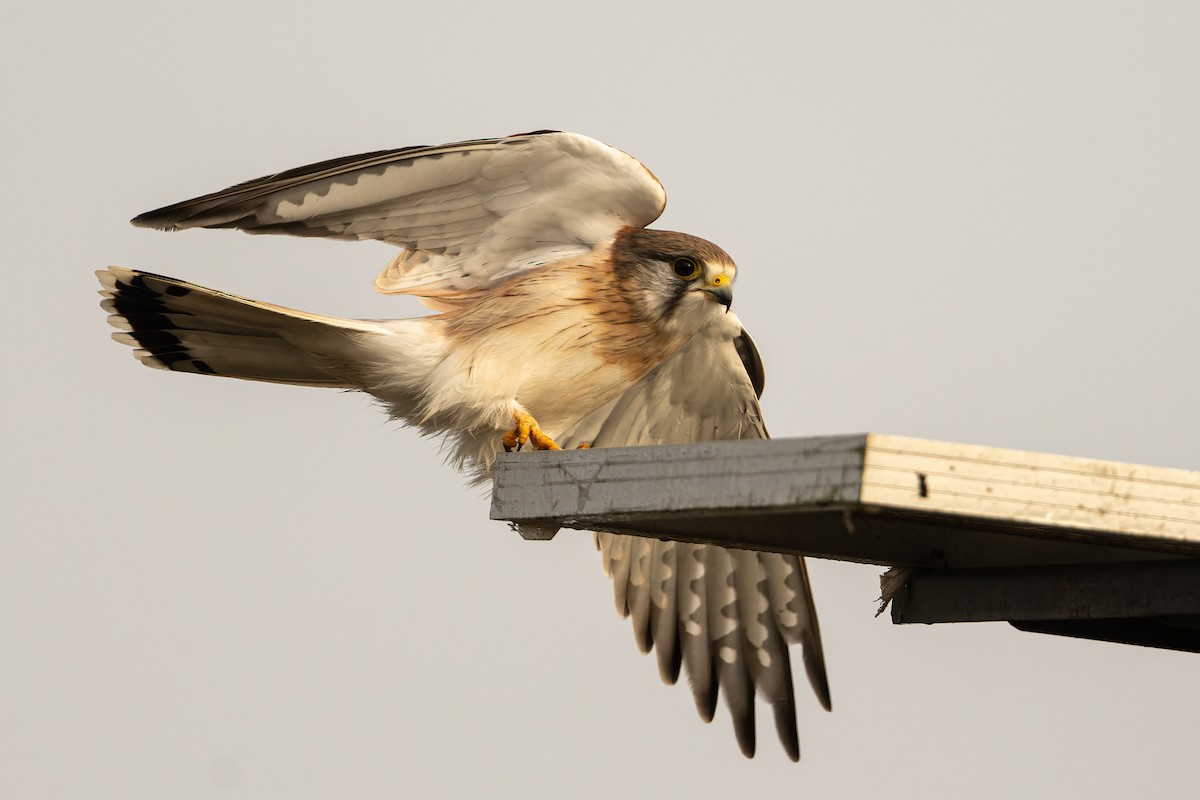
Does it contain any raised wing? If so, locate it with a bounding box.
[133,131,666,300]
[562,316,830,761]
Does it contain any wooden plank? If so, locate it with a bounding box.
[491,434,1200,565]
[490,435,867,521]
[861,434,1200,548]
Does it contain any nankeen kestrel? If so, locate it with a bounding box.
[98,130,829,760]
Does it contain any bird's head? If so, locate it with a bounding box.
[610,227,738,334]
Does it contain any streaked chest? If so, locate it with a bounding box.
[440,256,674,411]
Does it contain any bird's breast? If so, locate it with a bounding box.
[433,257,684,434]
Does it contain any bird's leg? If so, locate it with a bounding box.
[502,409,562,452]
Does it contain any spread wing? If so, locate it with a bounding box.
[561,316,830,762]
[132,131,666,302]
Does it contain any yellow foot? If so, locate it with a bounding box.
[576,442,591,449]
[502,410,562,452]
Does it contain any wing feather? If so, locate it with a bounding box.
[133,131,666,299]
[677,542,717,722]
[608,533,633,618]
[648,539,682,684]
[706,545,756,758]
[625,539,654,653]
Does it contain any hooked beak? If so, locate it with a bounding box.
[701,276,733,311]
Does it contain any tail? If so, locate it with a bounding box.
[98,267,393,386]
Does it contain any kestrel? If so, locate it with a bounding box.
[97,130,830,760]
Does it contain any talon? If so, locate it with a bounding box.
[502,410,561,452]
[577,442,591,449]
[502,414,531,452]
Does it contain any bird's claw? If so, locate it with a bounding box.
[502,410,562,452]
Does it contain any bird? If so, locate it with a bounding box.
[97,130,830,760]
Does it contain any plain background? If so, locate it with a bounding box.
[4,2,1198,797]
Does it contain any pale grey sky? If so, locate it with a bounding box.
[3,2,1198,797]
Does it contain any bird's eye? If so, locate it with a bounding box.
[672,257,701,279]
